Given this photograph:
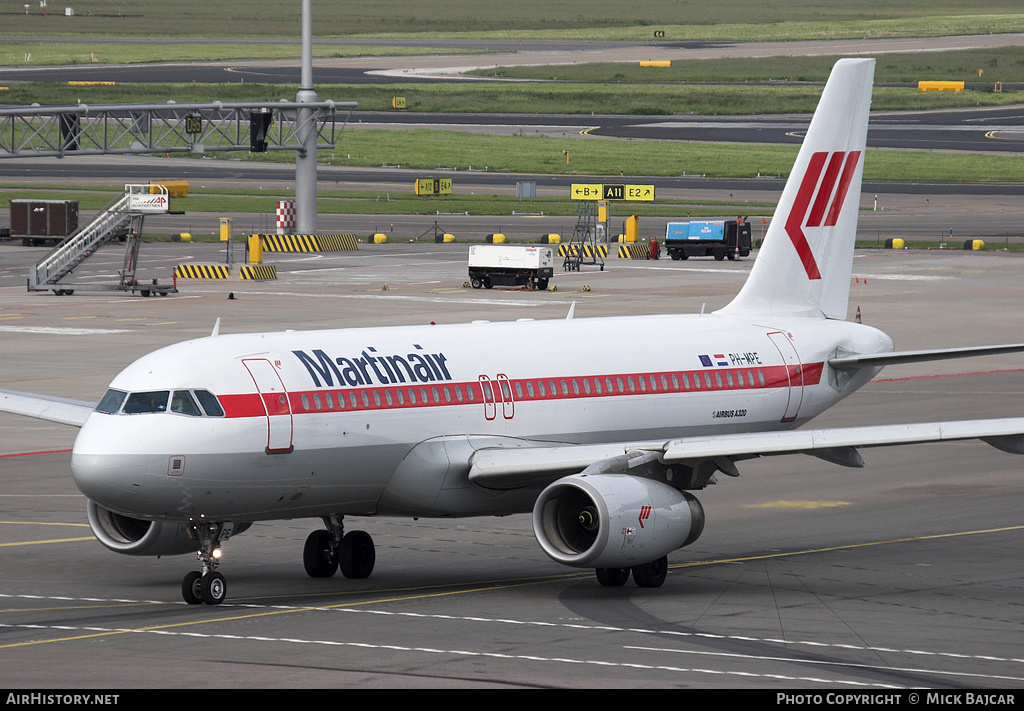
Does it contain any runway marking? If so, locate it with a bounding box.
[0,449,72,458]
[747,500,851,509]
[3,522,1023,685]
[876,368,1024,383]
[0,536,94,548]
[1,604,1020,686]
[0,621,902,687]
[0,326,132,336]
[624,645,1024,685]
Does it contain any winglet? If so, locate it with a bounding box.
[718,58,875,320]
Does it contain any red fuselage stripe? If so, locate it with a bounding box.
[217,363,825,419]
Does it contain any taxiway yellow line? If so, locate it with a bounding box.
[4,524,1022,650]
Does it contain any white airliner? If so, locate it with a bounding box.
[4,58,1024,605]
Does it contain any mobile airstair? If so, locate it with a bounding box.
[28,184,177,296]
[562,200,605,272]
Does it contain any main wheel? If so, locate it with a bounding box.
[303,529,338,578]
[182,571,203,605]
[595,567,630,587]
[201,571,227,605]
[631,556,668,588]
[339,530,375,579]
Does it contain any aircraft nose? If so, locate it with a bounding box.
[71,415,148,513]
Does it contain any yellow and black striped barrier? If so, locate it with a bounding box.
[617,244,651,259]
[239,265,278,280]
[174,264,230,279]
[558,244,608,259]
[257,233,359,252]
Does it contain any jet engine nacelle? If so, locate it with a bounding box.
[532,473,705,569]
[87,501,198,557]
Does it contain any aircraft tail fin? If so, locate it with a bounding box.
[718,57,875,321]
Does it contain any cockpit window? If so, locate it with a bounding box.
[96,389,127,414]
[123,391,170,414]
[170,390,202,417]
[194,390,225,417]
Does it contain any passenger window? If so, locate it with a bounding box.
[194,390,225,417]
[123,391,170,414]
[96,389,127,414]
[171,390,202,416]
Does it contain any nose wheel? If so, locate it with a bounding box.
[181,570,227,605]
[181,521,234,605]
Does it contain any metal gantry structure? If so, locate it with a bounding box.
[0,100,354,159]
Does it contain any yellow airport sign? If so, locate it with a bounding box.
[571,183,604,200]
[415,178,453,196]
[571,183,655,201]
[626,184,655,201]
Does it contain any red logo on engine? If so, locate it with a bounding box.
[638,505,651,529]
[786,151,861,280]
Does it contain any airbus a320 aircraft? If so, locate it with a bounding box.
[4,58,1024,605]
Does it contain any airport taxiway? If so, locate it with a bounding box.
[2,239,1024,688]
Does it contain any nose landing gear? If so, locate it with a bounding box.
[181,521,234,605]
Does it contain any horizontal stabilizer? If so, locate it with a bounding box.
[830,343,1024,371]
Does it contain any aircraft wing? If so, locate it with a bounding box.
[467,417,1024,489]
[0,389,94,427]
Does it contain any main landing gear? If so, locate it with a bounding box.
[303,514,376,580]
[595,555,669,588]
[181,521,235,605]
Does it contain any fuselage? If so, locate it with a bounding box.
[70,312,892,523]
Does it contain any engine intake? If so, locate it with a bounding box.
[87,501,198,557]
[533,473,704,568]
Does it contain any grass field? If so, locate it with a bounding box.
[5,79,1021,116]
[3,1,1024,38]
[479,47,1024,84]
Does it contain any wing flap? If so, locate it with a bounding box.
[0,389,94,427]
[468,441,664,489]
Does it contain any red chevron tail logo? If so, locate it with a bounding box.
[785,150,861,280]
